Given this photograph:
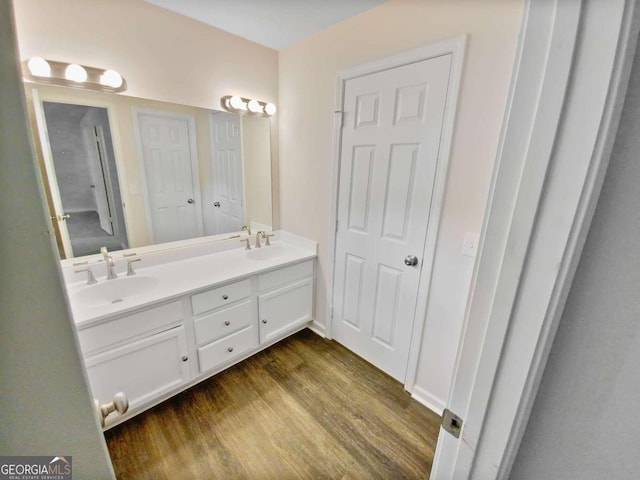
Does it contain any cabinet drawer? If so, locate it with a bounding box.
[194,299,254,346]
[258,260,313,292]
[77,301,183,355]
[198,325,258,373]
[191,279,251,315]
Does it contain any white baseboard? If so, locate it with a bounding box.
[307,321,326,338]
[411,385,445,416]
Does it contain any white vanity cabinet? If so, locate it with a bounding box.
[77,301,190,424]
[71,251,316,428]
[191,279,259,373]
[258,261,314,343]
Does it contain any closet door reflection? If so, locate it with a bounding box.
[36,98,128,258]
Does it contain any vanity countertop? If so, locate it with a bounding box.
[65,232,317,328]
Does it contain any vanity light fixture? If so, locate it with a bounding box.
[65,64,88,83]
[27,57,51,77]
[22,57,127,93]
[264,103,277,116]
[221,95,277,117]
[247,99,262,113]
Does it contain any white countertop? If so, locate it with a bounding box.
[65,232,317,328]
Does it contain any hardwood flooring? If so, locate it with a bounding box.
[105,329,441,479]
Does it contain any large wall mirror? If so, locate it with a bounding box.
[23,83,273,260]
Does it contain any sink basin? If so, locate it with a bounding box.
[71,275,159,309]
[246,245,288,261]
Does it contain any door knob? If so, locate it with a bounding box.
[57,214,71,221]
[213,201,221,207]
[404,255,419,266]
[187,198,195,204]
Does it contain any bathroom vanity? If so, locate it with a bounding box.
[62,231,316,428]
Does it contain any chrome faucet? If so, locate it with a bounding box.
[241,225,252,236]
[100,246,118,280]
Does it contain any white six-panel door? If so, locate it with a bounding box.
[332,55,451,382]
[137,112,202,244]
[209,112,245,234]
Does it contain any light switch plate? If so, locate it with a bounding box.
[462,232,480,257]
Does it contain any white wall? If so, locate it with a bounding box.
[510,34,640,480]
[0,3,114,476]
[278,0,523,411]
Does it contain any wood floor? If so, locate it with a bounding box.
[105,329,441,479]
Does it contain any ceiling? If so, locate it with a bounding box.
[144,0,388,50]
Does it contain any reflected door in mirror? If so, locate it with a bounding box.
[136,111,204,244]
[209,111,244,234]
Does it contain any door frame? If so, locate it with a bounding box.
[430,0,639,477]
[132,107,204,244]
[326,36,467,393]
[30,88,132,258]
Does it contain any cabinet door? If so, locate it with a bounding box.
[84,325,190,420]
[258,277,313,343]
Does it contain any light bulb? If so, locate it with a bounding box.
[247,99,262,113]
[100,69,123,88]
[27,57,51,77]
[264,103,277,116]
[65,64,87,83]
[229,96,246,110]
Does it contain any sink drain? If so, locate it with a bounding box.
[111,298,123,304]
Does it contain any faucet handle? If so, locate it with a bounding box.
[75,266,97,285]
[126,258,141,276]
[263,233,275,246]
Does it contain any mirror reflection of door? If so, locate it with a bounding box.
[135,110,204,245]
[209,111,245,234]
[34,96,129,258]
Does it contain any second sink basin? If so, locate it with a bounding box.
[246,245,288,261]
[71,275,159,309]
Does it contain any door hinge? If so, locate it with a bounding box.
[330,307,334,319]
[335,219,339,233]
[442,408,463,438]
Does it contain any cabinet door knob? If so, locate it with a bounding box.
[182,355,188,362]
[222,294,229,300]
[224,320,231,326]
[262,319,268,324]
[227,347,234,353]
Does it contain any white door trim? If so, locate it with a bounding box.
[132,107,204,244]
[431,0,639,477]
[326,36,467,394]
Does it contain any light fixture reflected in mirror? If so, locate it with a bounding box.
[22,58,127,93]
[221,95,276,117]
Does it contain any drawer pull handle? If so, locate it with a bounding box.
[227,347,234,353]
[262,319,268,324]
[224,320,231,326]
[222,294,229,300]
[182,355,188,362]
